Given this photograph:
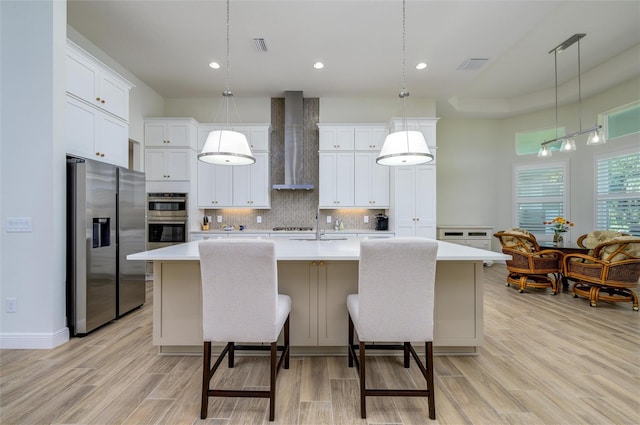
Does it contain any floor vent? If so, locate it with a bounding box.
[252,37,268,53]
[457,58,489,71]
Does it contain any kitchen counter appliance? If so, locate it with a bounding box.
[67,157,146,336]
[375,213,389,231]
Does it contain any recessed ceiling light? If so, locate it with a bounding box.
[209,62,221,69]
[416,62,427,70]
[313,62,324,69]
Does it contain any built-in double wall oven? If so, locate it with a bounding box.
[147,193,188,250]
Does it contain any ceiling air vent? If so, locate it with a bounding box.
[252,37,268,53]
[457,58,489,71]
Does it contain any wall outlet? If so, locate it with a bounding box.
[6,297,17,313]
[257,215,262,224]
[364,215,369,224]
[326,215,332,224]
[217,215,222,223]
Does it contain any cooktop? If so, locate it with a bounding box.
[272,226,313,231]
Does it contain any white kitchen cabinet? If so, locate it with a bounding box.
[319,152,354,208]
[391,165,436,238]
[66,96,128,167]
[354,151,389,207]
[278,260,358,346]
[145,148,192,181]
[144,118,197,148]
[197,160,233,207]
[318,125,355,151]
[232,152,270,208]
[354,125,388,151]
[66,40,133,121]
[437,226,493,250]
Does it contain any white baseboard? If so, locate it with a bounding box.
[0,327,69,349]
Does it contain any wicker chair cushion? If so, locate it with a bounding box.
[599,236,640,262]
[582,230,626,254]
[502,228,536,252]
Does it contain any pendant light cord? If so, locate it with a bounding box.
[401,0,408,134]
[554,50,558,141]
[577,38,582,132]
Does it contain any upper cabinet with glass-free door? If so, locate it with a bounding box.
[66,40,133,121]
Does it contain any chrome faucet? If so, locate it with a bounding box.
[316,207,322,240]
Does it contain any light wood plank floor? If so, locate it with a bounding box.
[1,264,639,424]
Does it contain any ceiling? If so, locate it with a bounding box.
[67,0,640,118]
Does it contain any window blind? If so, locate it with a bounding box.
[596,151,640,235]
[515,163,567,234]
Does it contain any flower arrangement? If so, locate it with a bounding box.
[543,217,574,233]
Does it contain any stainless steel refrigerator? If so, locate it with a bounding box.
[66,157,145,336]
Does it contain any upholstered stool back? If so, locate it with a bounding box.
[199,239,281,343]
[355,237,438,342]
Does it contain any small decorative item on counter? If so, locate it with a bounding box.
[543,217,574,246]
[202,216,210,231]
[239,225,245,231]
[334,219,340,231]
[339,220,344,230]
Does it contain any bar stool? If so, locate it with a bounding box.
[347,237,438,420]
[198,239,291,422]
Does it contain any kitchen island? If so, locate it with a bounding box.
[128,238,509,355]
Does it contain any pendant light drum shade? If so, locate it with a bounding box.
[198,130,255,165]
[377,131,433,166]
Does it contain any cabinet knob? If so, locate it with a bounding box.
[95,97,100,101]
[95,152,100,156]
[101,99,105,104]
[319,261,325,267]
[311,261,317,267]
[101,153,105,157]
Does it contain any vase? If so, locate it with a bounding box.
[553,232,564,246]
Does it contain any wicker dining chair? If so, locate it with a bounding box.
[493,228,563,294]
[563,236,640,310]
[576,230,631,254]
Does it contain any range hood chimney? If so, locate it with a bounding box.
[273,91,314,190]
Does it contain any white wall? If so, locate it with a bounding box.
[163,95,437,125]
[320,97,436,123]
[164,97,271,123]
[0,0,68,348]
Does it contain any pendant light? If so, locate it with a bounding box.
[376,0,433,166]
[198,0,255,166]
[538,34,605,158]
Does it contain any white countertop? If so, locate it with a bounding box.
[128,238,509,262]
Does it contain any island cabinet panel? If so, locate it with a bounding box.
[277,262,318,346]
[317,261,359,345]
[153,261,203,349]
[278,261,358,346]
[433,261,483,347]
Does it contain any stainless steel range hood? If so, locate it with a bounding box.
[273,91,314,190]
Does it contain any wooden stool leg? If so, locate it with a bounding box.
[426,341,436,420]
[359,341,367,419]
[348,315,354,367]
[201,341,211,419]
[269,342,276,421]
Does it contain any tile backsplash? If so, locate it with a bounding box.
[203,97,384,232]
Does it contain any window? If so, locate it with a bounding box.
[603,101,640,140]
[595,149,640,236]
[514,162,568,235]
[515,128,565,156]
